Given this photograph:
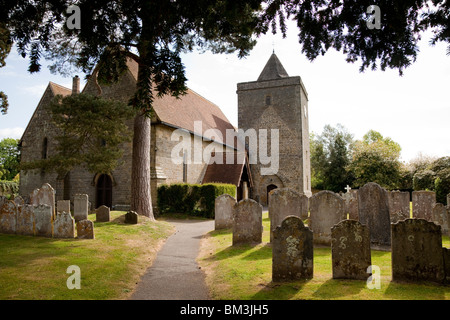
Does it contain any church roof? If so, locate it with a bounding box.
[202,152,251,187]
[125,57,236,147]
[257,53,289,81]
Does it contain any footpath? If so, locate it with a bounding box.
[130,219,214,300]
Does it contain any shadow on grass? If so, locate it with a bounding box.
[312,278,366,299]
[242,243,272,261]
[251,280,311,300]
[383,279,449,300]
[206,242,261,261]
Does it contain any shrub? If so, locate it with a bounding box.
[157,183,236,218]
[0,180,19,199]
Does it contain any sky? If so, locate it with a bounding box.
[0,19,449,163]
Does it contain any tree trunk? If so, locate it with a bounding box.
[130,111,154,220]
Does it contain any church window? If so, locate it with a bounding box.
[183,150,188,183]
[265,95,272,106]
[42,137,48,159]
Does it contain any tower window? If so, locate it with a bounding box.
[265,95,272,106]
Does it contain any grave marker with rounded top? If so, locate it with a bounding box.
[272,216,313,282]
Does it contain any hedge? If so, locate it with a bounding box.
[157,183,236,218]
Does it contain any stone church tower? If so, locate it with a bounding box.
[237,53,312,205]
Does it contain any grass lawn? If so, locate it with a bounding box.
[198,212,450,300]
[0,211,174,300]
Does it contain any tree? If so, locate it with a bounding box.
[261,0,450,75]
[0,138,20,181]
[3,0,262,219]
[348,130,403,189]
[412,156,450,205]
[20,94,134,181]
[310,124,353,192]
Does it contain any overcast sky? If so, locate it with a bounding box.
[0,19,449,163]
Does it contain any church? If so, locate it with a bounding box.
[19,53,311,210]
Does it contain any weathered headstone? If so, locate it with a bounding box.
[125,211,138,224]
[388,191,410,223]
[432,203,448,236]
[447,193,450,207]
[34,204,53,237]
[309,191,346,245]
[96,205,111,223]
[53,212,75,238]
[412,190,436,221]
[57,200,71,214]
[443,248,450,284]
[331,220,371,280]
[358,182,391,246]
[272,216,313,282]
[0,195,6,208]
[391,219,445,283]
[77,219,94,239]
[13,195,25,206]
[30,183,56,218]
[214,194,236,230]
[73,194,89,222]
[347,197,359,220]
[269,188,308,242]
[16,205,35,236]
[0,200,17,234]
[232,199,263,246]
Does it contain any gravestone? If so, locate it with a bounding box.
[0,195,6,208]
[0,200,17,234]
[16,205,35,236]
[447,193,450,207]
[391,219,445,283]
[358,182,391,246]
[432,203,448,236]
[57,200,71,214]
[74,194,89,222]
[53,211,75,238]
[272,216,313,282]
[269,188,308,242]
[443,248,450,284]
[388,191,410,223]
[309,191,346,245]
[412,191,436,221]
[331,220,371,280]
[30,183,56,218]
[347,197,359,220]
[14,195,25,206]
[77,219,94,239]
[125,211,138,224]
[232,199,263,246]
[34,204,53,237]
[96,205,111,223]
[214,194,236,230]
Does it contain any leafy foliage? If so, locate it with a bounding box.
[348,130,403,189]
[310,124,354,192]
[0,138,20,181]
[412,156,450,205]
[20,94,134,177]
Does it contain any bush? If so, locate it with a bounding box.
[157,183,236,219]
[0,180,19,198]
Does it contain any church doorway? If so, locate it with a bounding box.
[266,184,278,205]
[96,174,112,209]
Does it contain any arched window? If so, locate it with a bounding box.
[42,137,48,159]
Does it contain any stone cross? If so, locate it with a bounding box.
[345,185,352,193]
